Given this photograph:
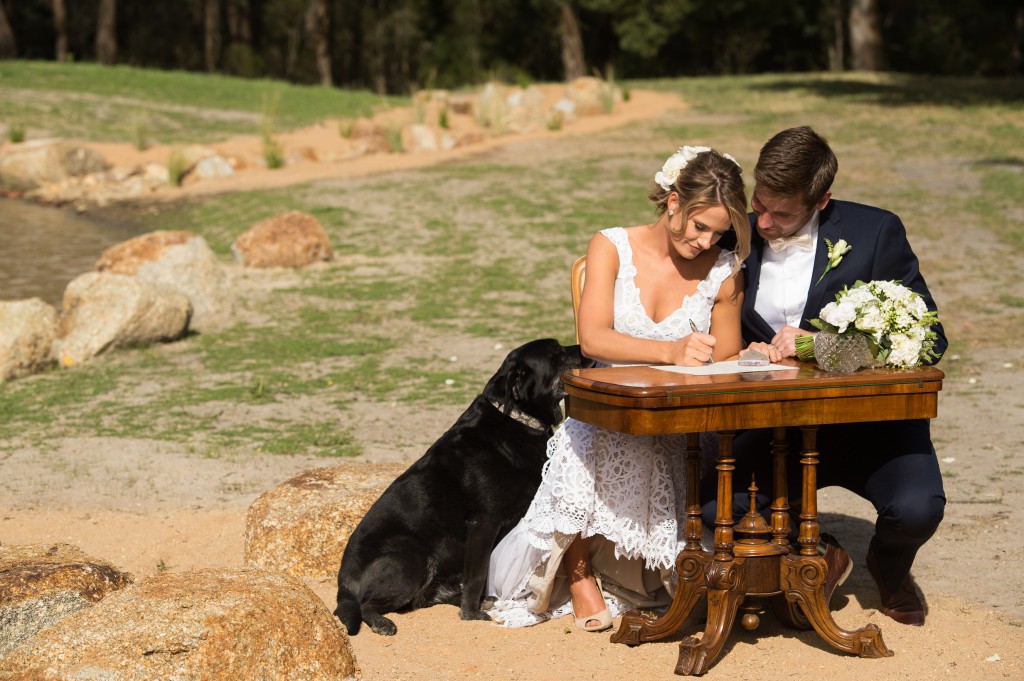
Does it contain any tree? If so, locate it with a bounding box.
[0,2,16,58]
[44,0,69,62]
[848,0,884,71]
[558,1,585,80]
[826,0,844,72]
[204,0,221,72]
[306,0,332,86]
[96,0,117,64]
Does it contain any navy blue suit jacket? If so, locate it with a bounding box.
[736,199,947,363]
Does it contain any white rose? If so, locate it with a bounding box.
[888,333,921,367]
[820,300,857,332]
[655,145,715,189]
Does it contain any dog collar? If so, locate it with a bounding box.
[489,400,548,433]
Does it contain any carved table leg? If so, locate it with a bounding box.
[781,553,892,658]
[767,426,810,630]
[675,561,746,676]
[612,433,710,645]
[674,431,744,676]
[779,426,892,659]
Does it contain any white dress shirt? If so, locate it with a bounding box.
[754,212,820,333]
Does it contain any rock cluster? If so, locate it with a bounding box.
[0,461,417,677]
[0,78,622,208]
[0,210,333,381]
[0,565,359,680]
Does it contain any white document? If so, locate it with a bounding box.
[651,360,797,376]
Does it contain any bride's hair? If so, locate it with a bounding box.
[648,148,751,268]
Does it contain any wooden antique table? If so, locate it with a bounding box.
[560,360,944,676]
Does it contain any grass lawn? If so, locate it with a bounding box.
[1,66,1021,458]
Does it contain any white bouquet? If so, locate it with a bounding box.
[795,280,942,368]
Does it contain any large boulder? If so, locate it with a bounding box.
[232,211,334,268]
[0,567,360,680]
[0,543,133,658]
[0,139,109,188]
[53,272,192,367]
[244,463,406,578]
[95,230,231,331]
[0,298,57,381]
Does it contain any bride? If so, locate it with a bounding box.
[487,146,750,631]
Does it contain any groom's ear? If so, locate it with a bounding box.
[815,191,832,212]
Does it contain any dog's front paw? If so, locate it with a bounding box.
[367,617,398,636]
[459,608,492,622]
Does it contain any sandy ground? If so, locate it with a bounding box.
[2,87,1024,679]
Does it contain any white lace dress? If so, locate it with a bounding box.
[487,227,736,628]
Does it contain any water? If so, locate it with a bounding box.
[1,199,146,307]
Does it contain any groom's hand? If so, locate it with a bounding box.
[770,325,807,358]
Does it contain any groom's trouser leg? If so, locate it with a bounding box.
[700,419,946,591]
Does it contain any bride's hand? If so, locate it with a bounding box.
[670,333,717,366]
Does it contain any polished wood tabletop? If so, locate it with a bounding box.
[560,360,945,676]
[562,360,943,434]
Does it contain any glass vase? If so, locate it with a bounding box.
[813,331,870,373]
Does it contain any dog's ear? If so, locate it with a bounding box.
[504,366,525,413]
[511,370,524,402]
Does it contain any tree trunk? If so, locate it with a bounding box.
[204,0,221,72]
[53,0,69,62]
[226,0,252,44]
[95,0,117,65]
[558,2,585,81]
[848,0,885,71]
[306,0,332,86]
[1013,4,1023,75]
[827,0,844,72]
[0,2,16,59]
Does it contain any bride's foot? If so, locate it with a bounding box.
[569,574,612,632]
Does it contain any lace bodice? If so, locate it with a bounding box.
[601,226,736,343]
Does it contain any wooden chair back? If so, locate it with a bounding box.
[570,255,586,344]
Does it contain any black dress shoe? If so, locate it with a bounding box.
[819,533,853,603]
[866,544,926,626]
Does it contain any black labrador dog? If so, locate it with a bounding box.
[334,338,591,635]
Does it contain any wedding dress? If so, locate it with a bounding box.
[487,226,737,628]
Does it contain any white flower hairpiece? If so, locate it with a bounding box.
[655,146,741,191]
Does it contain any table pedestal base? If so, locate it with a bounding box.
[610,427,893,676]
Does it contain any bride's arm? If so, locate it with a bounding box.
[710,270,744,361]
[577,233,713,367]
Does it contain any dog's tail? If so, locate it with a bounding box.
[334,583,363,635]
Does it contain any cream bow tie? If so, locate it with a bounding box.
[767,233,814,253]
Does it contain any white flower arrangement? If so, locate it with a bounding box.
[795,279,942,368]
[814,238,851,286]
[655,145,740,190]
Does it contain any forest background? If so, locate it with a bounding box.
[1,0,1022,95]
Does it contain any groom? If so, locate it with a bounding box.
[714,126,948,626]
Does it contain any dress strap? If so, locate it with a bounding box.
[598,227,637,280]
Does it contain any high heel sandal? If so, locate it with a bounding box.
[574,606,613,632]
[571,576,613,632]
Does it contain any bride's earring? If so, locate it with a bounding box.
[668,210,675,218]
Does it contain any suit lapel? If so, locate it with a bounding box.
[742,232,778,341]
[800,203,844,327]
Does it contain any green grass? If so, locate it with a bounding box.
[3,69,1022,459]
[0,60,402,144]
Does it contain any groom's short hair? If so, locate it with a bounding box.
[754,126,838,207]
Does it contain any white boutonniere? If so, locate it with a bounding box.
[815,238,851,286]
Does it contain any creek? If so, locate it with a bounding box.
[1,199,146,308]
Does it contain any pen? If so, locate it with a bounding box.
[689,320,713,364]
